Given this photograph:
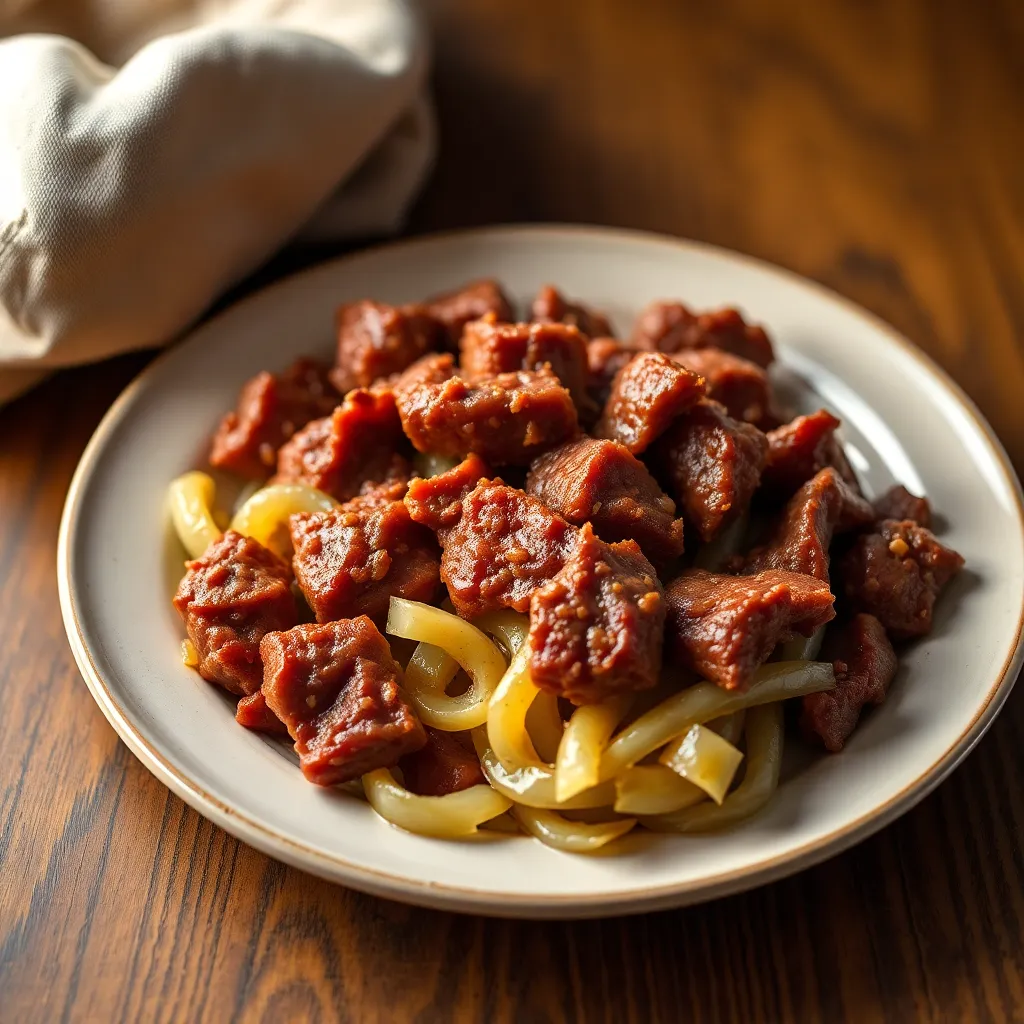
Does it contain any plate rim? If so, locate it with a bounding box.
[57,223,1024,918]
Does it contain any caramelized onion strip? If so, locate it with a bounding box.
[168,471,223,558]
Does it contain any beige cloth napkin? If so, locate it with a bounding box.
[0,0,433,404]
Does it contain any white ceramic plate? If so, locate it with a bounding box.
[59,226,1024,918]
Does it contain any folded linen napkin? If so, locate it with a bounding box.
[0,0,433,404]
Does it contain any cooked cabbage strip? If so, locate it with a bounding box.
[641,703,783,833]
[486,644,544,769]
[363,769,511,837]
[386,598,508,730]
[612,765,706,815]
[554,695,632,802]
[658,724,744,804]
[599,661,833,780]
[526,693,565,765]
[168,471,223,558]
[513,806,636,852]
[707,710,746,746]
[229,482,338,556]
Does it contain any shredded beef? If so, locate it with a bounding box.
[631,302,775,366]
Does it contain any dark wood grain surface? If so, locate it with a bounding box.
[3,1,1023,1020]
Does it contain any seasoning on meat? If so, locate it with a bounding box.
[671,348,771,425]
[760,410,843,499]
[586,338,636,413]
[653,398,768,542]
[174,531,297,696]
[531,284,614,338]
[261,618,426,786]
[529,524,665,704]
[423,278,514,347]
[595,351,706,454]
[391,352,457,398]
[525,437,684,565]
[405,453,493,532]
[210,359,339,479]
[872,484,932,528]
[275,387,409,500]
[235,690,288,735]
[745,467,874,582]
[665,568,836,691]
[631,302,775,367]
[398,728,486,795]
[838,519,964,638]
[801,614,897,751]
[395,367,579,466]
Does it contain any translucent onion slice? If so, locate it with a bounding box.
[512,806,636,853]
[486,644,544,770]
[613,765,706,815]
[599,661,833,781]
[658,724,744,804]
[641,703,784,833]
[707,710,745,746]
[386,598,508,731]
[413,451,461,479]
[473,610,529,657]
[167,471,223,558]
[363,769,511,837]
[526,692,565,765]
[554,695,632,803]
[229,482,338,556]
[181,639,199,667]
[405,641,459,694]
[779,626,826,662]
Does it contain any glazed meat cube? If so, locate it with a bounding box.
[838,519,964,638]
[209,359,340,479]
[760,410,843,499]
[423,278,514,346]
[595,352,706,454]
[745,468,874,582]
[174,531,297,696]
[275,388,409,500]
[531,284,614,338]
[460,317,590,411]
[672,348,771,425]
[801,614,897,751]
[872,484,932,528]
[405,453,493,531]
[398,728,485,796]
[391,352,456,398]
[530,524,665,704]
[395,368,578,466]
[653,399,768,542]
[290,495,441,626]
[262,618,426,786]
[665,568,836,691]
[525,437,684,564]
[586,338,636,412]
[330,300,444,394]
[631,302,775,367]
[235,690,288,736]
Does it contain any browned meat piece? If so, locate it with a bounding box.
[631,302,775,367]
[423,278,514,346]
[291,494,440,626]
[665,568,836,690]
[586,338,637,412]
[872,484,932,528]
[235,690,288,736]
[357,475,411,505]
[398,728,485,795]
[531,284,615,338]
[653,399,768,542]
[672,348,771,425]
[801,614,898,751]
[395,367,579,466]
[530,524,665,704]
[745,468,874,581]
[460,317,590,410]
[391,352,457,397]
[838,519,964,638]
[525,437,684,565]
[174,531,297,696]
[262,618,426,786]
[275,388,409,500]
[330,300,444,394]
[760,410,842,499]
[595,352,706,454]
[209,359,339,479]
[405,453,493,531]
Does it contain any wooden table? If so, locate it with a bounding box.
[3,1,1022,1020]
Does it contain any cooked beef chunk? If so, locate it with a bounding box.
[801,614,897,751]
[671,348,771,425]
[405,453,493,532]
[838,519,964,638]
[290,494,440,626]
[872,484,932,528]
[653,399,768,542]
[760,410,843,499]
[235,690,288,735]
[398,728,486,795]
[391,352,457,397]
[665,568,836,690]
[210,359,339,479]
[595,352,706,454]
[745,467,874,582]
[631,302,775,366]
[525,437,684,564]
[530,524,664,704]
[262,618,426,785]
[531,284,614,338]
[395,367,578,466]
[174,531,297,696]
[586,338,637,412]
[275,388,409,500]
[423,278,514,346]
